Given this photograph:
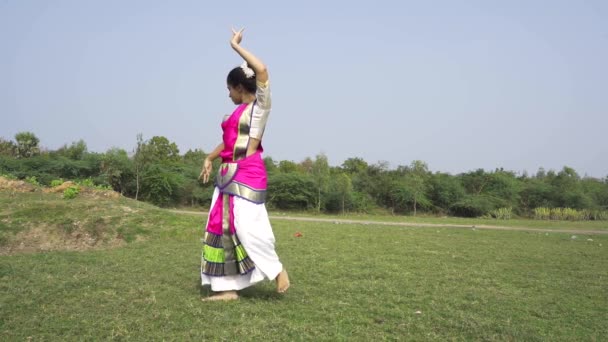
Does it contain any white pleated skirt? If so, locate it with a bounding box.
[200,188,283,291]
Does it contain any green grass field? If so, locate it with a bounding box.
[1,192,607,340]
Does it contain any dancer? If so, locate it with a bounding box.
[199,28,289,301]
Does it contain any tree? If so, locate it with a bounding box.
[183,148,206,165]
[342,157,368,175]
[263,156,278,174]
[56,139,88,160]
[141,164,185,206]
[519,177,551,212]
[101,148,134,194]
[147,136,180,162]
[428,173,466,213]
[299,157,314,174]
[406,160,430,215]
[133,134,152,200]
[311,153,330,212]
[278,160,300,173]
[14,132,40,158]
[0,138,16,157]
[334,172,353,215]
[549,166,592,209]
[267,173,316,210]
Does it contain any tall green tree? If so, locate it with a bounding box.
[427,173,466,213]
[14,132,40,158]
[278,160,301,173]
[56,140,88,160]
[100,148,134,195]
[267,173,316,210]
[133,134,152,200]
[334,172,353,215]
[147,136,180,162]
[405,160,431,216]
[342,157,368,175]
[311,153,330,212]
[183,148,206,165]
[0,138,16,157]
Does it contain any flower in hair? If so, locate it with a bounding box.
[240,61,255,78]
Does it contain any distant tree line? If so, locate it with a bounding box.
[1,132,607,219]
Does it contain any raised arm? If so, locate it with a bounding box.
[230,28,268,84]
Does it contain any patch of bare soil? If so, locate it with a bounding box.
[0,225,127,256]
[0,177,36,192]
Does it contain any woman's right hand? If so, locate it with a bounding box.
[230,27,244,48]
[200,158,213,183]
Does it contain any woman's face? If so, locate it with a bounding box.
[227,84,242,105]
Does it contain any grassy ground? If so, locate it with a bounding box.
[1,193,607,340]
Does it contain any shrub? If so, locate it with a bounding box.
[51,179,64,187]
[24,176,40,186]
[490,207,512,220]
[534,207,551,220]
[534,207,605,221]
[0,173,17,180]
[77,178,96,187]
[63,186,80,199]
[449,195,500,218]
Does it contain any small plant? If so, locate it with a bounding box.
[24,176,40,187]
[590,210,608,221]
[0,173,17,180]
[77,178,96,188]
[490,207,512,220]
[94,184,112,191]
[534,207,551,220]
[534,207,601,221]
[63,186,80,200]
[51,179,64,187]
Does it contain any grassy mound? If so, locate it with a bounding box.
[0,190,172,255]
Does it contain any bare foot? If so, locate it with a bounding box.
[201,291,239,301]
[275,269,290,293]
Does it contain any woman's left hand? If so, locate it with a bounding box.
[200,158,213,183]
[231,27,244,47]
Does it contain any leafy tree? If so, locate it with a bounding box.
[581,177,608,209]
[333,172,353,214]
[133,134,152,200]
[100,148,134,194]
[148,136,180,162]
[299,157,314,174]
[519,177,552,212]
[342,157,368,175]
[405,160,431,215]
[15,132,40,158]
[450,194,499,217]
[267,173,316,210]
[549,166,593,209]
[278,160,301,173]
[55,139,88,160]
[183,148,206,165]
[263,156,278,174]
[428,173,466,213]
[141,164,186,206]
[311,153,330,212]
[0,138,16,157]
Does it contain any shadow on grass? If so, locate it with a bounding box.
[238,286,283,300]
[196,278,283,301]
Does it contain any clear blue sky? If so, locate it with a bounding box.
[1,0,606,177]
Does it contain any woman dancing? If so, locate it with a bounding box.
[199,28,290,301]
